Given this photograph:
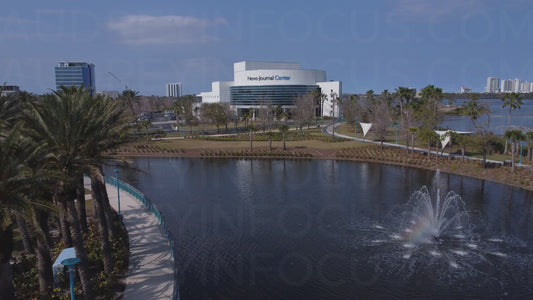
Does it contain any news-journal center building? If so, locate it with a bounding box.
[198,61,342,117]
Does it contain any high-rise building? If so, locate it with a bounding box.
[501,79,514,93]
[55,62,95,94]
[166,82,182,97]
[512,78,521,93]
[485,77,500,93]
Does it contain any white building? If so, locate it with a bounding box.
[501,79,514,93]
[166,82,182,97]
[0,85,20,97]
[198,61,342,117]
[485,77,500,93]
[459,86,472,94]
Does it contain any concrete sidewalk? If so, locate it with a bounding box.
[84,178,175,299]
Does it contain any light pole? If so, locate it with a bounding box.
[395,121,399,144]
[113,169,121,217]
[61,257,80,300]
[354,117,358,139]
[520,141,524,164]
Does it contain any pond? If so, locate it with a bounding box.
[112,158,533,299]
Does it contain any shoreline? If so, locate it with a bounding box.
[111,145,533,192]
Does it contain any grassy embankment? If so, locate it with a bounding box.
[111,125,533,191]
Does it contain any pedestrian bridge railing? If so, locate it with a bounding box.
[104,176,180,300]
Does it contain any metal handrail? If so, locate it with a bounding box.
[104,176,180,300]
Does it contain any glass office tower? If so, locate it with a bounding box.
[55,62,95,94]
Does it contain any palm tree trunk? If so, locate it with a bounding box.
[0,227,14,299]
[90,171,114,274]
[15,214,33,254]
[511,141,516,172]
[249,131,253,151]
[36,209,53,248]
[461,146,465,163]
[66,197,95,299]
[76,176,88,235]
[283,133,286,151]
[56,200,72,248]
[505,107,511,154]
[33,211,53,295]
[96,167,117,240]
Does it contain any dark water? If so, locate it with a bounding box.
[111,158,533,299]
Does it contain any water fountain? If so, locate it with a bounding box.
[366,170,523,286]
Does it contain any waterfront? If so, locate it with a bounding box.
[441,98,533,134]
[113,158,533,299]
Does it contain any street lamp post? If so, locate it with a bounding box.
[520,141,524,164]
[113,169,121,217]
[395,121,399,144]
[354,117,358,139]
[61,257,80,300]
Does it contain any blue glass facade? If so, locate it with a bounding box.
[55,62,95,94]
[230,85,319,106]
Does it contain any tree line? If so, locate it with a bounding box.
[1,86,133,298]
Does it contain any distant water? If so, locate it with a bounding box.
[440,98,533,134]
[112,158,533,300]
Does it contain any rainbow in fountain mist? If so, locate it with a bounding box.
[402,183,469,244]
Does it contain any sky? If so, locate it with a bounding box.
[1,0,533,96]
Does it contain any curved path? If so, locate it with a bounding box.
[323,122,510,166]
[84,178,175,299]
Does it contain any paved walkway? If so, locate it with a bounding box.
[323,123,515,166]
[84,178,175,299]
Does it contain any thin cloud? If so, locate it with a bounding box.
[107,15,227,45]
[390,0,483,21]
[0,16,33,24]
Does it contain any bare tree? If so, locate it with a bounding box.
[369,99,392,150]
[293,94,316,133]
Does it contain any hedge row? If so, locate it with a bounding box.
[200,150,313,159]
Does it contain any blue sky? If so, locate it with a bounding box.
[1,0,532,95]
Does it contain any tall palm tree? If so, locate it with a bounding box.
[460,97,489,132]
[120,89,141,117]
[526,131,533,164]
[504,129,525,172]
[408,126,418,156]
[418,128,438,161]
[0,126,51,297]
[501,92,523,153]
[395,87,415,150]
[23,86,98,299]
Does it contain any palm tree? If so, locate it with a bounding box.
[455,134,469,163]
[120,89,141,117]
[395,87,415,150]
[504,129,525,172]
[501,92,523,153]
[418,128,438,161]
[460,97,489,132]
[279,124,289,151]
[23,86,98,298]
[0,128,36,298]
[526,131,533,164]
